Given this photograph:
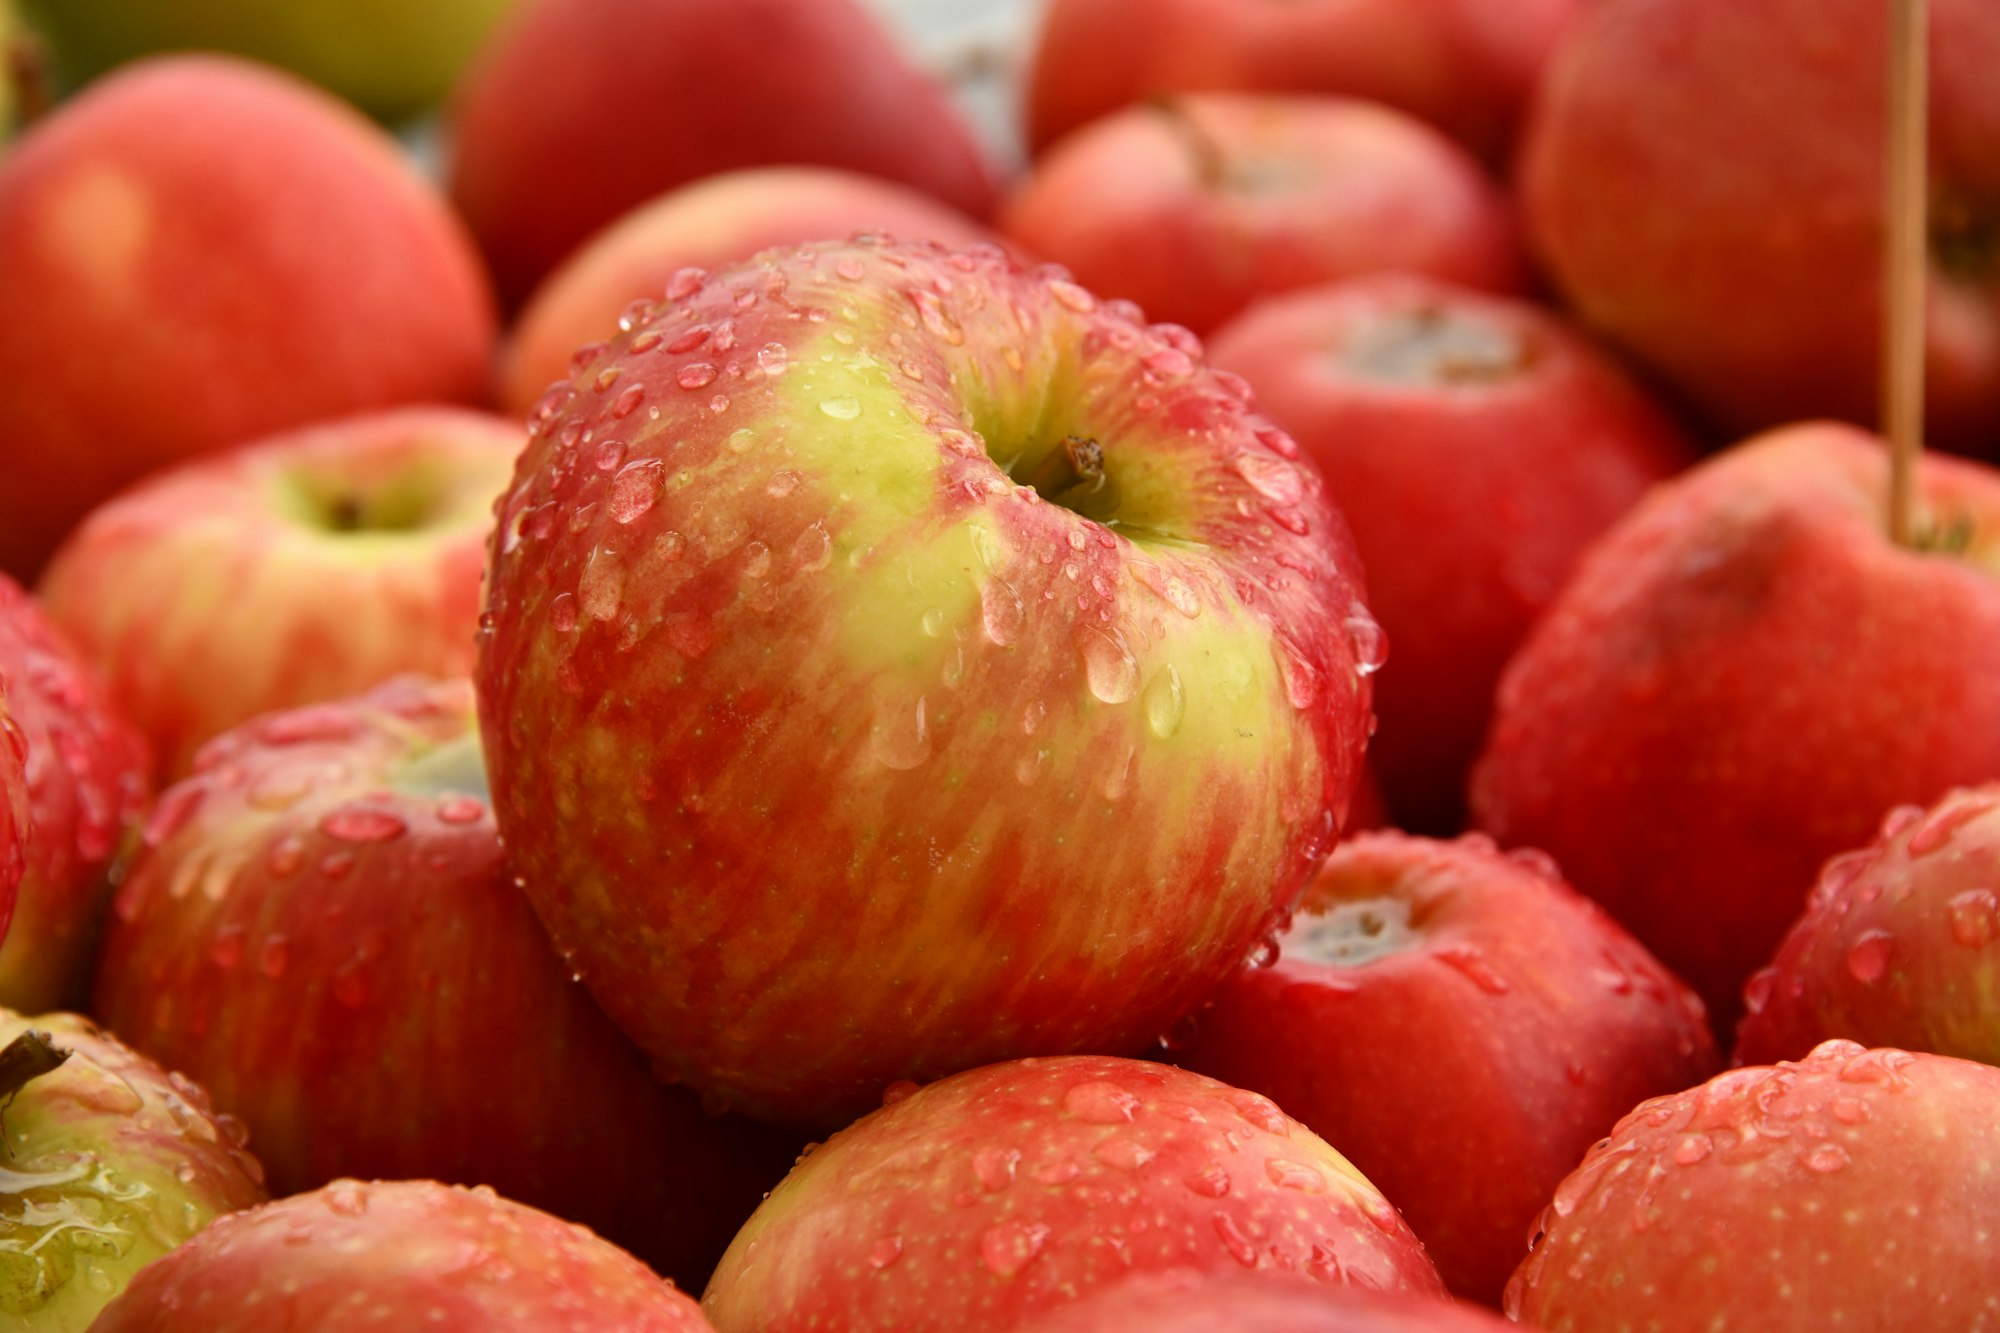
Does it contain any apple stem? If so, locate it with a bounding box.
[1148,97,1228,191]
[1017,435,1106,501]
[0,1030,69,1150]
[4,25,55,127]
[1884,0,1928,548]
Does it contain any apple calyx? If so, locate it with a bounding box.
[0,1029,68,1121]
[278,466,446,537]
[1284,897,1421,967]
[1147,96,1229,191]
[1342,303,1530,386]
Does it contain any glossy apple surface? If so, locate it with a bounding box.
[477,238,1377,1126]
[1209,275,1693,831]
[1021,1272,1511,1333]
[1472,423,2000,1031]
[93,676,799,1289]
[703,1056,1443,1333]
[1172,831,1717,1303]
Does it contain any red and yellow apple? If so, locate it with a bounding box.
[1021,1273,1511,1333]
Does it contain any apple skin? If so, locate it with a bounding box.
[1471,422,2000,1033]
[1736,784,2000,1069]
[1519,0,2000,453]
[38,406,522,782]
[0,55,496,580]
[88,1179,716,1332]
[92,676,801,1291]
[0,573,148,1011]
[0,1010,268,1331]
[447,0,998,308]
[1506,1040,2000,1329]
[501,167,1003,417]
[477,238,1377,1127]
[0,684,26,929]
[1000,95,1526,338]
[1210,275,1695,832]
[702,1056,1444,1333]
[1020,1272,1512,1333]
[1170,831,1718,1305]
[1025,0,1583,164]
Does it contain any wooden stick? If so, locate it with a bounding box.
[1885,0,1927,547]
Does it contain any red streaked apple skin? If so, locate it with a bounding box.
[1520,0,2000,453]
[39,406,521,782]
[1506,1041,2000,1329]
[1471,423,2000,1032]
[88,1179,716,1333]
[0,573,149,1010]
[1736,785,2000,1069]
[0,55,496,579]
[1209,275,1694,832]
[702,1056,1443,1333]
[1171,832,1717,1304]
[1020,1272,1512,1333]
[92,677,799,1290]
[501,167,1004,416]
[1001,95,1526,337]
[0,688,26,944]
[478,238,1376,1126]
[0,1009,268,1331]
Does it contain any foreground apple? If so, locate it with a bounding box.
[1520,0,2000,452]
[0,1011,267,1330]
[1171,832,1717,1303]
[1209,275,1694,831]
[703,1056,1443,1332]
[1471,423,2000,1030]
[501,167,1003,415]
[477,238,1377,1125]
[39,407,520,781]
[0,684,25,926]
[1022,1273,1511,1333]
[1737,785,2000,1069]
[1001,95,1525,337]
[89,1179,716,1331]
[0,55,496,579]
[93,676,799,1289]
[1507,1040,2000,1328]
[0,573,148,1010]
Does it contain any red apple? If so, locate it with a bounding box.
[1025,0,1585,163]
[702,1056,1443,1333]
[89,1179,716,1332]
[1737,784,2000,1069]
[1471,423,2000,1031]
[1519,0,2000,453]
[0,1011,267,1330]
[0,573,148,1010]
[0,686,26,943]
[38,406,521,782]
[1208,275,1695,832]
[1000,95,1526,337]
[0,55,496,579]
[447,0,998,307]
[1170,831,1718,1304]
[1507,1040,2000,1328]
[501,166,1004,417]
[92,676,799,1290]
[1021,1272,1512,1333]
[477,238,1378,1126]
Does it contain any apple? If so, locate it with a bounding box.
[1024,0,1585,164]
[1471,423,2000,1032]
[16,0,519,122]
[92,676,800,1291]
[1208,274,1695,832]
[0,682,26,924]
[1001,94,1525,339]
[477,237,1377,1126]
[88,1178,716,1332]
[1168,831,1718,1304]
[0,573,148,1011]
[1737,784,2000,1069]
[1519,0,2000,453]
[702,1056,1444,1332]
[0,1010,267,1330]
[501,166,1004,417]
[1506,1040,2000,1328]
[0,55,496,580]
[447,0,999,307]
[38,406,521,781]
[1020,1272,1513,1333]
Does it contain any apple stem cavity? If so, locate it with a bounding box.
[1148,97,1228,191]
[1884,0,1928,549]
[0,1030,70,1145]
[1016,433,1108,504]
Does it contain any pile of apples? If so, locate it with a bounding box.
[1,0,1998,1329]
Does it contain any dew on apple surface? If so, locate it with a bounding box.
[869,695,931,772]
[1844,930,1895,983]
[1142,665,1186,740]
[317,807,407,844]
[818,396,862,420]
[1946,889,2000,948]
[1077,625,1139,704]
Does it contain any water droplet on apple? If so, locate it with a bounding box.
[1276,640,1319,709]
[980,579,1024,647]
[1233,454,1304,505]
[628,329,663,354]
[144,784,205,847]
[609,460,662,524]
[667,324,710,354]
[266,835,306,878]
[979,1221,1049,1278]
[867,1236,904,1269]
[870,696,931,771]
[972,1146,1019,1192]
[921,608,947,638]
[1211,1213,1258,1267]
[435,795,485,825]
[579,552,623,622]
[1948,889,1998,948]
[1064,1081,1140,1124]
[1143,665,1185,739]
[1344,602,1389,677]
[677,363,718,390]
[790,521,832,571]
[1266,1159,1326,1193]
[1673,1134,1712,1166]
[1184,1166,1231,1198]
[1804,1143,1850,1174]
[911,289,964,345]
[1079,627,1139,704]
[319,808,407,843]
[1094,1137,1156,1171]
[1049,279,1097,314]
[819,397,862,421]
[259,936,289,979]
[1845,930,1894,983]
[210,925,245,970]
[756,342,789,377]
[612,384,645,419]
[1437,943,1511,995]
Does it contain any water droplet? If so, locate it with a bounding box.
[756,342,789,377]
[911,290,964,345]
[1804,1143,1850,1174]
[979,1221,1050,1278]
[1345,602,1389,677]
[324,1181,369,1217]
[609,460,662,524]
[1079,627,1139,704]
[1049,279,1097,313]
[870,696,931,771]
[319,850,356,879]
[1184,1166,1231,1198]
[1095,1137,1156,1171]
[1276,641,1318,709]
[1064,1080,1140,1124]
[980,579,1024,646]
[144,783,205,847]
[550,592,579,632]
[972,1147,1019,1192]
[258,707,362,747]
[1266,1159,1325,1192]
[1948,890,1999,948]
[790,521,832,571]
[209,925,245,970]
[319,808,407,843]
[1233,455,1304,505]
[1673,1134,1713,1166]
[881,1080,920,1107]
[1437,944,1512,995]
[593,366,622,393]
[867,1236,904,1269]
[436,795,485,825]
[819,397,862,420]
[1143,665,1185,739]
[628,329,663,354]
[1831,1096,1871,1125]
[1021,700,1046,736]
[580,551,624,621]
[612,384,645,419]
[267,835,306,878]
[1211,1213,1258,1267]
[667,324,710,354]
[1230,1093,1289,1136]
[259,937,290,979]
[678,363,718,390]
[1845,930,1894,983]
